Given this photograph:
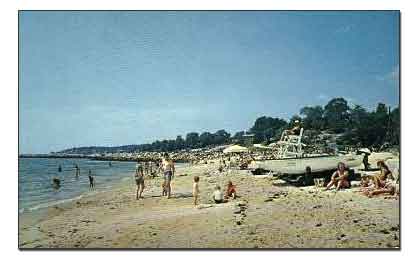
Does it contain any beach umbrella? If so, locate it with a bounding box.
[358,148,371,154]
[223,145,249,154]
[253,144,274,150]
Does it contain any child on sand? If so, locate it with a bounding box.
[162,182,167,196]
[225,180,236,199]
[192,176,200,205]
[212,185,223,204]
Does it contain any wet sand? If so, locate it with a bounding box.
[19,162,400,249]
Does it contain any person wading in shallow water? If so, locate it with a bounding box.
[88,170,94,188]
[75,164,80,178]
[162,153,175,199]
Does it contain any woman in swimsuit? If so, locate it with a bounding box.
[372,160,392,189]
[162,153,175,199]
[326,162,350,190]
[134,163,145,199]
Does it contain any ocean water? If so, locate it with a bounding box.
[19,158,137,213]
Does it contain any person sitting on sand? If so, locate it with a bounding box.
[325,162,350,191]
[371,160,393,189]
[192,176,200,205]
[134,163,145,200]
[212,185,224,204]
[364,177,398,198]
[225,180,236,199]
[162,153,175,199]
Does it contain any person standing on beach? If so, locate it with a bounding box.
[192,176,200,205]
[143,161,148,176]
[88,170,94,188]
[134,162,145,199]
[149,161,153,177]
[162,152,175,199]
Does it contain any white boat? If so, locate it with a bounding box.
[249,153,363,174]
[249,128,363,175]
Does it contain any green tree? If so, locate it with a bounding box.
[324,97,350,133]
[300,106,324,130]
[341,105,372,146]
[390,107,400,145]
[370,103,390,146]
[213,129,231,145]
[199,132,214,147]
[175,135,185,149]
[185,132,200,148]
[250,116,288,143]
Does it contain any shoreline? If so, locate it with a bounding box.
[19,160,400,249]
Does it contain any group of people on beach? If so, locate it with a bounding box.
[192,176,237,205]
[134,152,175,199]
[323,159,398,198]
[134,152,237,205]
[360,160,398,197]
[52,163,101,190]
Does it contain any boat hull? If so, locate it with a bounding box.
[249,154,363,174]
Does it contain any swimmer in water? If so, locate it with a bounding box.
[58,165,62,172]
[52,177,61,189]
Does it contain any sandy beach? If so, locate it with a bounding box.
[18,158,400,249]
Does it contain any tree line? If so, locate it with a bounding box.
[58,97,399,154]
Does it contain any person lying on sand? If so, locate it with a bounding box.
[192,176,200,205]
[225,180,236,199]
[364,179,398,198]
[212,185,224,204]
[325,162,350,191]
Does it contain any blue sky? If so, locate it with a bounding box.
[19,11,399,154]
